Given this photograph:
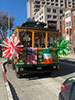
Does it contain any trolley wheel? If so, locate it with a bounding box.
[16,72,22,78]
[16,67,22,78]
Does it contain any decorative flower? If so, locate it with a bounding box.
[1,36,23,59]
[53,38,72,57]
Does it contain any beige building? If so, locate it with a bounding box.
[27,0,40,19]
[40,0,65,8]
[27,0,65,33]
[27,0,66,19]
[34,5,65,30]
[67,0,75,8]
[27,0,33,19]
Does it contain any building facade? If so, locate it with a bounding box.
[67,0,75,8]
[27,0,66,37]
[27,0,66,19]
[40,0,65,8]
[34,5,65,30]
[61,8,75,51]
[27,0,41,19]
[27,0,33,19]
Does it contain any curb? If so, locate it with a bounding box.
[1,64,14,100]
[60,56,75,59]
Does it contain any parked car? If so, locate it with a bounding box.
[59,77,75,100]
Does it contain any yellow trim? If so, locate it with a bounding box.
[17,63,25,64]
[37,48,43,50]
[39,62,44,64]
[45,32,48,48]
[32,31,34,48]
[16,67,19,72]
[17,29,19,39]
[12,28,59,36]
[56,63,60,70]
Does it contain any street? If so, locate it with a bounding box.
[6,60,75,100]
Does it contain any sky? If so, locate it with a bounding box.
[0,0,27,26]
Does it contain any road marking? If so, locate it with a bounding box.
[60,62,75,66]
[1,64,14,100]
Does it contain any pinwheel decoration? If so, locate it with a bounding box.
[53,39,72,57]
[1,37,23,59]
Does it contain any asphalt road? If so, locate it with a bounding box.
[6,60,75,100]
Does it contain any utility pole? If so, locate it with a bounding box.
[8,13,10,37]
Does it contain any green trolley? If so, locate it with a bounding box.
[12,21,59,78]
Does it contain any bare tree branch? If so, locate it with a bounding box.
[0,11,15,40]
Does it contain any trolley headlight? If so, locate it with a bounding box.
[39,55,42,58]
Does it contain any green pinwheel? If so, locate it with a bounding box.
[53,39,72,57]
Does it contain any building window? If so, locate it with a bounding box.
[47,8,51,12]
[51,3,54,5]
[34,5,40,8]
[74,40,75,47]
[74,20,75,26]
[65,22,68,27]
[53,9,56,13]
[42,2,45,4]
[41,16,43,19]
[47,3,50,5]
[56,4,58,6]
[56,0,58,2]
[74,30,75,36]
[63,24,65,29]
[73,11,75,16]
[47,15,51,18]
[51,0,54,2]
[63,17,64,21]
[65,13,68,18]
[63,33,65,37]
[65,13,71,18]
[69,21,71,27]
[35,1,40,4]
[53,15,57,19]
[60,10,63,14]
[60,0,63,2]
[60,4,63,6]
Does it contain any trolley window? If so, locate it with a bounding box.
[19,31,32,47]
[34,32,45,48]
[48,34,57,48]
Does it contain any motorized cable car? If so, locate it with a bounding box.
[12,21,59,78]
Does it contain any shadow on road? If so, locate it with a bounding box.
[51,60,75,78]
[8,81,19,100]
[6,59,75,80]
[20,60,75,80]
[23,72,52,80]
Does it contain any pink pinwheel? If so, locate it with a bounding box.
[1,37,23,59]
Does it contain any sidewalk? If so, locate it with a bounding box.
[0,58,8,100]
[60,53,75,61]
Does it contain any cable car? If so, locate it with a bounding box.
[12,21,59,78]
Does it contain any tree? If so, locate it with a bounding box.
[0,11,15,40]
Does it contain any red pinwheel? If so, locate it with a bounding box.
[1,36,23,59]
